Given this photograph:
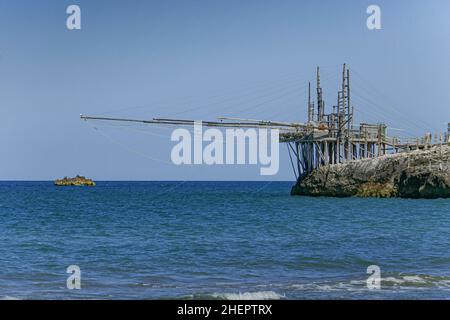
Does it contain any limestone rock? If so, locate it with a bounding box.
[291,145,450,198]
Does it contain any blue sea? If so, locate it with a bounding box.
[0,181,449,300]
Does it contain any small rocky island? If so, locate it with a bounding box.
[291,145,450,199]
[54,175,96,187]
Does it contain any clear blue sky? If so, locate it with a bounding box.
[1,0,449,180]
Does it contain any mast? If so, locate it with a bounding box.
[308,82,312,122]
[341,63,346,161]
[347,67,352,160]
[316,66,323,122]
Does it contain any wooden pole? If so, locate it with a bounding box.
[308,82,312,122]
[347,68,351,160]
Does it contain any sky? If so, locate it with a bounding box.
[0,0,449,180]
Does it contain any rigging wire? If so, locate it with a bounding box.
[351,91,430,135]
[225,70,338,119]
[90,69,311,118]
[84,121,173,165]
[165,73,315,119]
[169,83,303,119]
[351,67,438,131]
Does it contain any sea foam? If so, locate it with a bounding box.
[212,291,284,300]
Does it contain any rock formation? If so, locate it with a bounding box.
[291,145,450,198]
[54,175,96,187]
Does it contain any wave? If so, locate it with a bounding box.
[288,274,450,292]
[212,291,285,300]
[380,275,450,288]
[184,274,450,300]
[0,296,21,300]
[186,291,285,300]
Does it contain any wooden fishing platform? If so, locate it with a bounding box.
[80,64,450,180]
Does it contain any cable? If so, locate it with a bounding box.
[351,67,438,131]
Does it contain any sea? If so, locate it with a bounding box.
[0,181,449,300]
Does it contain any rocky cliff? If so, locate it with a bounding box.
[291,145,450,199]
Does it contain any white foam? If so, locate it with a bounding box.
[382,277,405,284]
[213,291,284,300]
[402,276,427,283]
[288,274,450,292]
[0,296,21,300]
